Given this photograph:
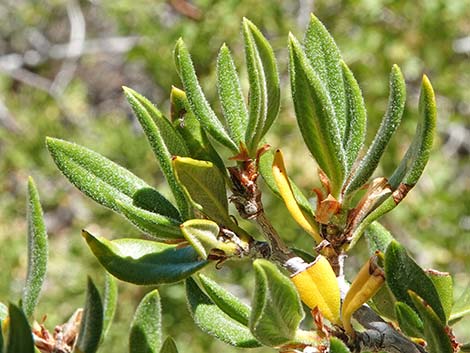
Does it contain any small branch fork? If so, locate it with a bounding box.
[227,146,429,353]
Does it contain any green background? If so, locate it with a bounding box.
[1,0,469,351]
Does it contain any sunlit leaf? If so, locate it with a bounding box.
[169,87,226,173]
[250,259,304,346]
[364,221,394,255]
[22,177,48,319]
[174,39,238,152]
[216,44,248,144]
[341,61,367,170]
[409,291,453,353]
[46,137,180,220]
[6,304,34,353]
[288,33,345,195]
[385,241,446,323]
[75,278,103,353]
[304,14,347,139]
[123,87,190,218]
[186,277,260,348]
[344,65,406,194]
[449,283,470,323]
[389,75,437,188]
[82,230,207,285]
[242,18,280,153]
[129,289,162,353]
[101,273,117,341]
[426,270,453,322]
[198,274,251,326]
[173,157,233,226]
[330,337,352,353]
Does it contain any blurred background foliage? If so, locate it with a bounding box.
[0,0,469,351]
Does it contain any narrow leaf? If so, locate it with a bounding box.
[82,230,207,285]
[129,289,162,353]
[123,87,190,218]
[0,303,7,321]
[22,177,48,319]
[330,337,352,353]
[198,274,251,326]
[450,284,470,322]
[116,200,182,240]
[364,221,394,255]
[426,270,453,322]
[395,301,424,338]
[170,87,226,174]
[345,65,406,194]
[6,304,34,353]
[304,14,347,138]
[180,219,238,260]
[272,149,321,243]
[385,241,446,323]
[46,137,180,220]
[242,18,280,152]
[409,291,453,353]
[389,75,437,188]
[258,149,314,215]
[174,39,238,152]
[341,61,367,169]
[186,277,260,348]
[288,33,345,194]
[250,259,304,346]
[159,337,178,353]
[76,278,104,353]
[173,157,233,226]
[217,44,248,144]
[101,273,118,341]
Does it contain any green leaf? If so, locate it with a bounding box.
[46,137,180,220]
[389,75,437,188]
[159,337,178,353]
[288,33,345,195]
[6,304,34,353]
[22,177,48,319]
[250,259,304,346]
[180,219,238,260]
[364,221,394,255]
[116,200,182,240]
[304,14,347,139]
[123,87,190,218]
[330,337,352,353]
[170,87,226,173]
[385,241,446,323]
[409,291,453,353]
[0,303,7,321]
[174,39,238,152]
[198,274,251,326]
[82,230,207,285]
[129,290,162,353]
[395,301,424,338]
[450,284,470,322]
[341,61,367,170]
[216,44,248,145]
[75,278,104,353]
[345,65,406,194]
[258,150,315,216]
[242,18,280,153]
[370,282,397,321]
[186,277,260,348]
[101,273,118,341]
[426,270,453,322]
[173,157,233,226]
